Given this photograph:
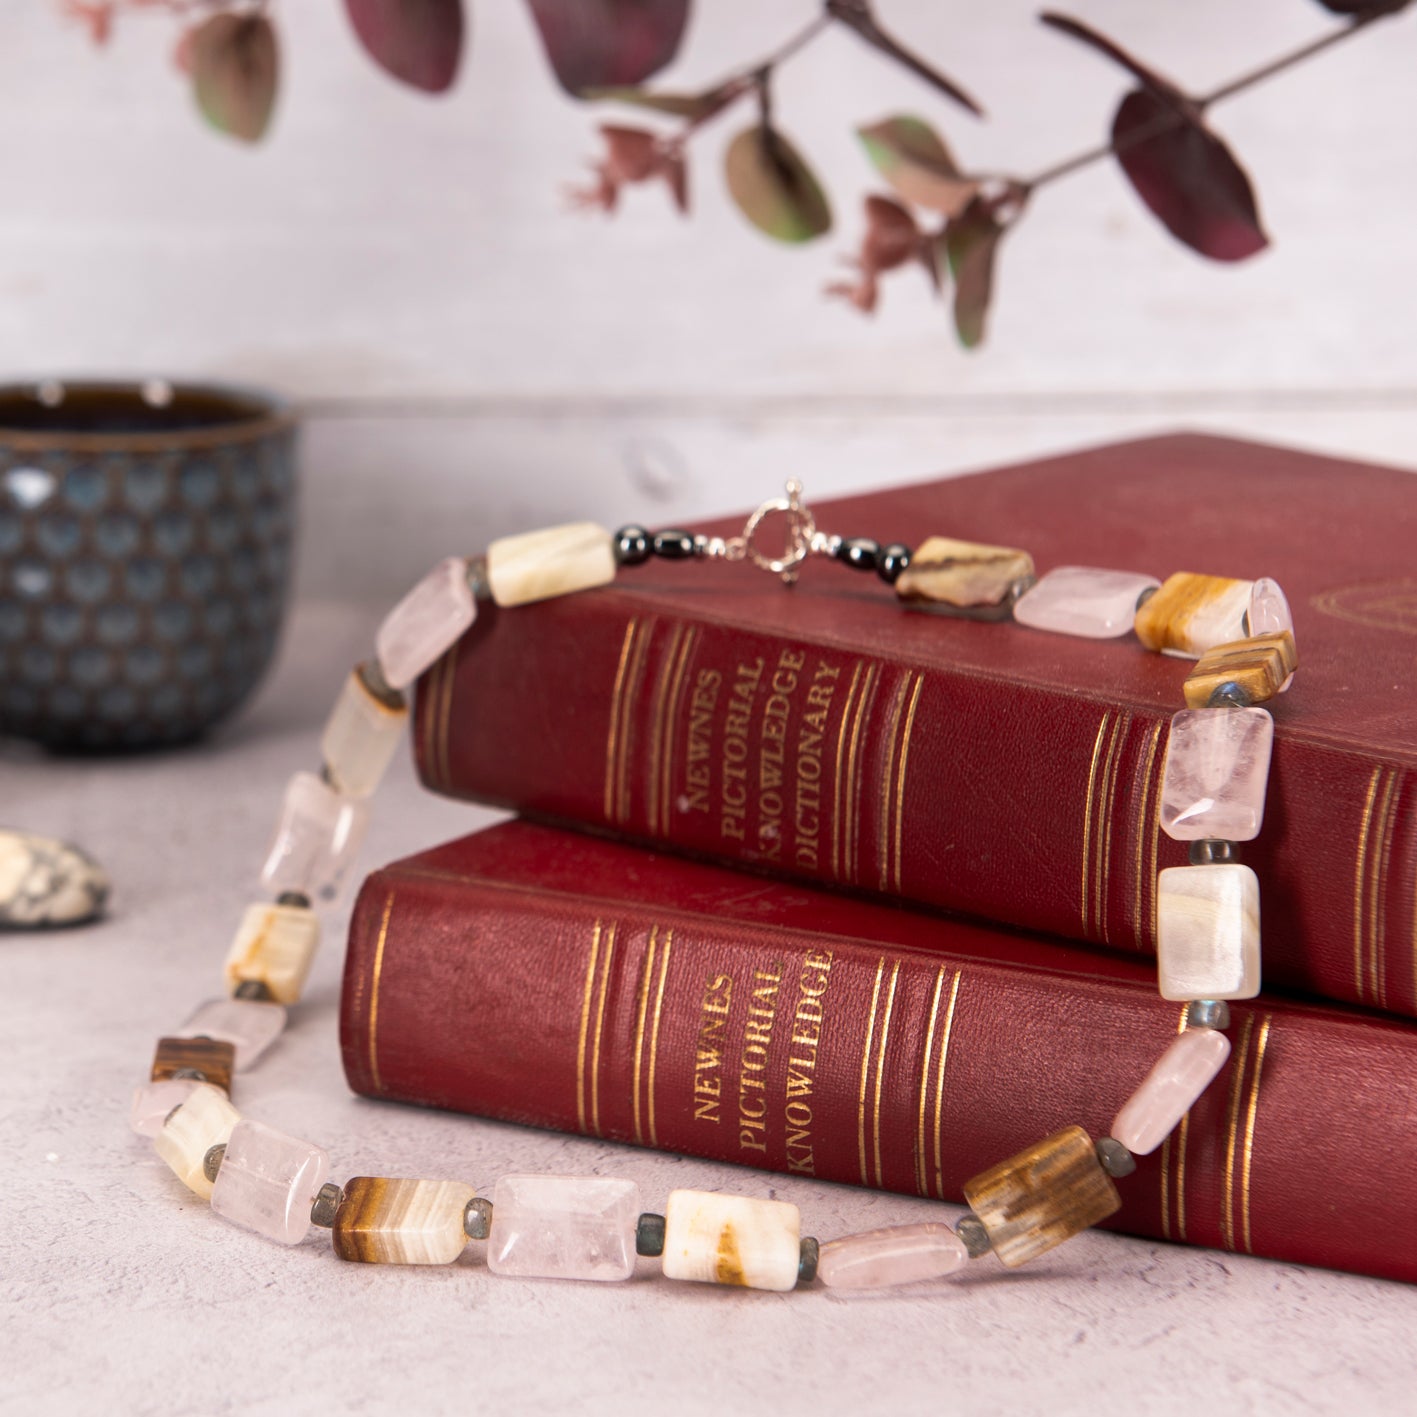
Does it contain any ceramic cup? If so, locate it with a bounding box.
[0,380,297,750]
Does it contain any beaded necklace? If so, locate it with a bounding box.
[132,482,1296,1291]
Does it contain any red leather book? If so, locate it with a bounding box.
[342,820,1417,1283]
[414,433,1417,1018]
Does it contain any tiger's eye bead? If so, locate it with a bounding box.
[151,1036,235,1095]
[651,529,696,560]
[613,525,651,566]
[1183,632,1297,710]
[877,543,911,583]
[836,537,881,572]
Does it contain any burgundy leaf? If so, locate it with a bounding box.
[861,193,921,273]
[942,198,1006,348]
[601,124,660,182]
[1039,12,1180,100]
[344,0,465,94]
[525,0,691,95]
[1112,89,1268,262]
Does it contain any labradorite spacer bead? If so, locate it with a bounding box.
[1188,839,1237,866]
[275,891,311,911]
[1207,681,1253,709]
[1095,1137,1137,1179]
[635,1212,666,1257]
[203,1143,226,1184]
[463,1196,494,1241]
[877,543,912,584]
[651,529,696,560]
[613,526,651,567]
[836,538,881,572]
[311,1182,344,1228]
[955,1212,992,1259]
[233,979,276,1003]
[1187,999,1232,1031]
[797,1237,820,1285]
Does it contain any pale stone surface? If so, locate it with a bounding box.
[1135,573,1254,659]
[319,670,409,798]
[817,1223,969,1290]
[178,998,288,1071]
[1159,708,1274,842]
[1112,1028,1233,1156]
[0,829,109,928]
[1249,578,1295,689]
[375,557,476,691]
[260,771,369,903]
[894,535,1035,611]
[487,1175,640,1282]
[129,1079,202,1138]
[662,1190,801,1291]
[332,1178,476,1265]
[1013,566,1160,638]
[210,1119,330,1246]
[1157,864,1262,1001]
[486,522,617,608]
[223,902,321,1006]
[153,1085,240,1200]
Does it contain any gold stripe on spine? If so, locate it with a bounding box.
[1239,1015,1273,1255]
[831,664,864,881]
[1159,1135,1170,1242]
[630,927,659,1146]
[646,930,672,1147]
[877,676,912,891]
[1132,722,1164,950]
[1353,768,1383,1002]
[575,921,603,1135]
[366,891,396,1095]
[1080,713,1114,935]
[844,665,880,886]
[589,922,618,1137]
[659,629,696,837]
[603,621,639,824]
[893,674,925,894]
[1093,714,1128,945]
[932,970,963,1200]
[915,967,947,1197]
[872,961,901,1188]
[1371,770,1399,1011]
[1220,1013,1256,1252]
[857,958,886,1186]
[644,625,684,837]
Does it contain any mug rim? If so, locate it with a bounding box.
[0,379,296,452]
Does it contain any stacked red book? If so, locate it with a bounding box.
[341,433,1417,1280]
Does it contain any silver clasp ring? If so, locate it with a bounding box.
[738,479,817,585]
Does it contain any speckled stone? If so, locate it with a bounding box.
[0,829,108,927]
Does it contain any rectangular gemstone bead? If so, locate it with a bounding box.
[486,522,617,608]
[1249,578,1295,690]
[1157,863,1261,1000]
[130,1078,203,1137]
[332,1177,475,1264]
[320,666,409,798]
[224,901,321,1005]
[962,1125,1121,1268]
[1159,707,1274,842]
[260,771,369,903]
[210,1119,330,1245]
[817,1223,968,1290]
[151,1035,235,1095]
[486,1175,640,1281]
[1112,1027,1232,1156]
[1134,572,1253,658]
[153,1085,240,1199]
[894,536,1035,614]
[178,998,287,1070]
[1012,566,1160,638]
[375,557,476,691]
[661,1190,801,1291]
[1183,632,1297,709]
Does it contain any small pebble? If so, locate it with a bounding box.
[0,829,109,928]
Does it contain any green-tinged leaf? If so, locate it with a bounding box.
[858,116,978,216]
[526,0,690,95]
[191,14,278,143]
[724,125,832,244]
[582,86,730,120]
[942,199,1005,348]
[343,0,465,94]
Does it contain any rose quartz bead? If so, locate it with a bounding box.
[1112,1027,1232,1155]
[1159,707,1274,842]
[210,1119,330,1246]
[129,1078,202,1137]
[260,770,369,902]
[178,998,287,1070]
[817,1223,969,1290]
[1249,578,1295,690]
[375,557,476,691]
[487,1175,640,1281]
[1013,566,1161,639]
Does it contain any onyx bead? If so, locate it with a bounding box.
[837,538,881,573]
[651,530,696,560]
[614,526,651,567]
[877,543,911,584]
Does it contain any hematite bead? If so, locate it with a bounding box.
[463,1196,494,1241]
[1095,1137,1137,1178]
[651,529,696,560]
[1189,839,1237,865]
[955,1213,992,1259]
[311,1182,344,1228]
[636,1212,666,1257]
[797,1237,820,1285]
[203,1143,226,1184]
[234,979,276,1002]
[613,526,650,567]
[877,544,912,584]
[836,537,881,572]
[1187,999,1232,1030]
[275,891,310,911]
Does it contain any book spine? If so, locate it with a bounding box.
[341,861,1417,1283]
[414,591,1417,1018]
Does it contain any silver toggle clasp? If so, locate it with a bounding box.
[735,480,829,586]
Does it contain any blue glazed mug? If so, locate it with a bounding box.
[0,380,297,750]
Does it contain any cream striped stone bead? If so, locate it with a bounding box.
[894,536,1034,613]
[153,1084,240,1199]
[661,1190,801,1291]
[486,522,617,608]
[331,1177,476,1265]
[224,901,321,1006]
[1156,863,1261,1001]
[1134,572,1253,658]
[320,666,409,799]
